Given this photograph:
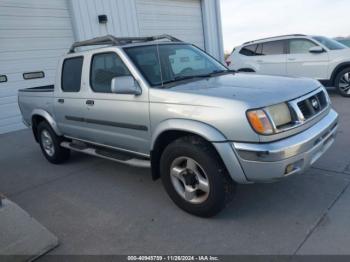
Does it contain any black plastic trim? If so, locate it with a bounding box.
[65,116,148,131]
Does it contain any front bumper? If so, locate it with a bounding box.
[233,109,338,182]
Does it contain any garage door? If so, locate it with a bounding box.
[136,0,205,49]
[0,0,74,134]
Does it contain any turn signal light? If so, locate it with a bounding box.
[247,110,273,135]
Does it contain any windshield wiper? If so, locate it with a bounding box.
[161,75,207,85]
[161,69,235,86]
[200,69,234,77]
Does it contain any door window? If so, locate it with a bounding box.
[90,52,131,93]
[260,40,285,55]
[289,39,317,54]
[61,57,84,92]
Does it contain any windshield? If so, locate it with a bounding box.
[124,44,227,87]
[313,36,347,50]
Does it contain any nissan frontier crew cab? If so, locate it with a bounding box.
[18,35,338,217]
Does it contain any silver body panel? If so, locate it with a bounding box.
[18,43,338,184]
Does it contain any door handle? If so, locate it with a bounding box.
[57,98,64,104]
[256,59,264,63]
[86,100,94,106]
[288,58,296,61]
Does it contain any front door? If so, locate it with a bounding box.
[286,38,329,79]
[82,51,151,155]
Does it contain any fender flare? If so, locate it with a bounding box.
[31,109,62,136]
[151,119,249,184]
[151,119,227,150]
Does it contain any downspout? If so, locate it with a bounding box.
[214,0,225,62]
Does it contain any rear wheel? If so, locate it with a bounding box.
[160,136,236,217]
[37,121,70,164]
[335,67,350,97]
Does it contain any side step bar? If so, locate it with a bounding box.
[60,141,150,168]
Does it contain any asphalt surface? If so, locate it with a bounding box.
[1,88,349,255]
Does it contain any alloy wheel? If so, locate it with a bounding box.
[41,129,55,157]
[170,156,210,204]
[339,72,350,95]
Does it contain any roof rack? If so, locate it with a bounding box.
[69,34,182,53]
[243,34,306,45]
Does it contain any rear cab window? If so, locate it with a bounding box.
[61,56,84,92]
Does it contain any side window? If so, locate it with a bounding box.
[90,52,131,93]
[289,39,317,54]
[239,44,258,56]
[261,40,285,55]
[62,57,84,92]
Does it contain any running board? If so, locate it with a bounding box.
[60,141,150,168]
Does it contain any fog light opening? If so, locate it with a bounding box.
[285,160,304,176]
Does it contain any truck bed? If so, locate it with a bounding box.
[18,85,55,127]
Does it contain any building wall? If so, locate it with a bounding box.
[0,0,75,134]
[68,0,224,60]
[68,0,139,40]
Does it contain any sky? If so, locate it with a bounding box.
[220,0,350,53]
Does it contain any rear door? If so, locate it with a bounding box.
[254,40,287,76]
[54,56,87,138]
[286,38,329,79]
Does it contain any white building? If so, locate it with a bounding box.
[0,0,224,134]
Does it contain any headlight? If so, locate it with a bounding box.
[247,103,292,135]
[265,103,292,127]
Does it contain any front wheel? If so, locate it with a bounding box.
[160,136,236,217]
[37,121,70,164]
[335,67,350,97]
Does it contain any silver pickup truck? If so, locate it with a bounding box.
[18,35,338,217]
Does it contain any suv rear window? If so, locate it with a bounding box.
[62,57,83,92]
[239,44,258,56]
[240,40,285,56]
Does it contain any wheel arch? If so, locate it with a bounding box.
[331,62,350,85]
[31,109,61,142]
[150,119,248,184]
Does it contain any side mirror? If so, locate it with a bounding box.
[111,76,142,95]
[309,46,325,54]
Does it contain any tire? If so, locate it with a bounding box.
[37,121,70,164]
[334,67,350,97]
[160,136,236,217]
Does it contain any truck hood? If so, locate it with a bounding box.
[169,73,322,108]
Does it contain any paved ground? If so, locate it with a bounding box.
[1,88,349,255]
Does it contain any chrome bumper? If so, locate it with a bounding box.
[233,109,338,182]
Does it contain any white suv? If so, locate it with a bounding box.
[227,34,350,97]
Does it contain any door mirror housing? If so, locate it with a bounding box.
[309,46,325,54]
[111,76,141,95]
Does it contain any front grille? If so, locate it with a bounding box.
[297,91,328,120]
